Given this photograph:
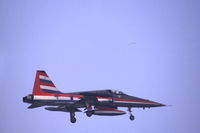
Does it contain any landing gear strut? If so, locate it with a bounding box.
[70,111,76,123]
[128,107,135,121]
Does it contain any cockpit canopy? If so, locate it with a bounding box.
[109,90,126,95]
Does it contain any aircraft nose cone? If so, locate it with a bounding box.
[158,103,165,106]
[154,102,166,107]
[145,99,166,107]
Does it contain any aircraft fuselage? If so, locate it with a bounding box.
[23,71,165,123]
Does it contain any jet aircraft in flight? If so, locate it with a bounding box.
[23,71,165,123]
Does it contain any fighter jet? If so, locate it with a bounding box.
[23,70,165,123]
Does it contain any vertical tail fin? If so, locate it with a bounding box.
[32,71,62,95]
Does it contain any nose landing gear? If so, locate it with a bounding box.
[128,107,135,121]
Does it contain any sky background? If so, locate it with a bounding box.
[0,0,200,133]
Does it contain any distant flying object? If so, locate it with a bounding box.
[23,71,165,123]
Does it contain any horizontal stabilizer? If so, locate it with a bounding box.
[28,104,44,109]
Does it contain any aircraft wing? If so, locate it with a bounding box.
[72,91,114,108]
[45,105,82,112]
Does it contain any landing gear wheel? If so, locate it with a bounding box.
[128,107,135,121]
[86,111,92,117]
[129,115,135,120]
[70,110,76,123]
[70,117,76,123]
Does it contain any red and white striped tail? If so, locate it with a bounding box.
[32,70,61,95]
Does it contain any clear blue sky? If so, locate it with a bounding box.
[1,0,200,133]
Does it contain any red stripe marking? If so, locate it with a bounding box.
[97,97,112,100]
[40,82,56,87]
[96,97,159,104]
[38,72,48,77]
[114,99,159,104]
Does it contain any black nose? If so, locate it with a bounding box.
[159,103,166,107]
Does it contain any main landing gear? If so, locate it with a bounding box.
[85,103,93,117]
[86,111,93,117]
[128,107,135,121]
[70,111,76,123]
